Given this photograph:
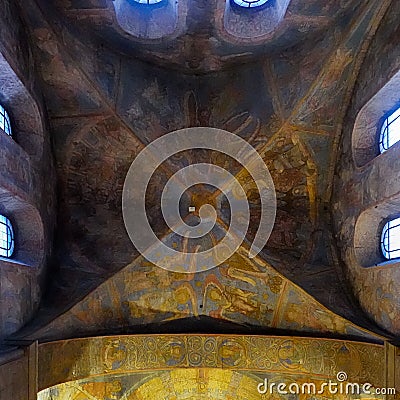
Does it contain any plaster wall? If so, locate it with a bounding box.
[0,355,29,399]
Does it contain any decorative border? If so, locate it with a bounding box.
[39,334,384,390]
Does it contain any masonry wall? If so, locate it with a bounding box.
[332,0,400,335]
[0,1,56,340]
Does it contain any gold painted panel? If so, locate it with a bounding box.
[38,334,384,391]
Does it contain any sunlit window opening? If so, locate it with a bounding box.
[131,0,164,4]
[0,215,14,258]
[232,0,270,8]
[379,106,400,153]
[0,103,12,136]
[381,217,400,260]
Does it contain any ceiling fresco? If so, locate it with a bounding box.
[37,335,386,399]
[11,0,398,343]
[24,251,380,341]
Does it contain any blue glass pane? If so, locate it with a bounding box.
[381,217,400,260]
[0,214,14,258]
[132,0,163,4]
[0,104,12,137]
[379,106,400,153]
[233,0,270,8]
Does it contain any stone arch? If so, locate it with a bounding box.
[0,51,45,164]
[112,0,183,40]
[219,0,291,42]
[354,195,400,269]
[352,69,400,167]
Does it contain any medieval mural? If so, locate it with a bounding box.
[12,0,396,344]
[0,0,399,399]
[38,335,386,399]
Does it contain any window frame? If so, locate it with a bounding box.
[0,214,15,259]
[378,104,400,154]
[129,0,165,5]
[380,216,400,261]
[0,103,12,137]
[230,0,271,9]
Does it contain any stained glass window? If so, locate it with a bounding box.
[0,103,12,136]
[379,106,400,153]
[0,215,14,258]
[232,0,270,8]
[381,217,400,260]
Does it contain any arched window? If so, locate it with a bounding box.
[223,0,290,40]
[113,0,178,39]
[379,106,400,153]
[131,0,164,4]
[0,103,12,136]
[232,0,270,7]
[0,214,14,258]
[381,217,400,260]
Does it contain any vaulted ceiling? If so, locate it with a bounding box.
[10,0,399,343]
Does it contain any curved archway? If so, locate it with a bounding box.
[354,198,400,268]
[36,335,385,393]
[0,52,45,164]
[352,69,400,167]
[112,0,180,40]
[222,0,291,41]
